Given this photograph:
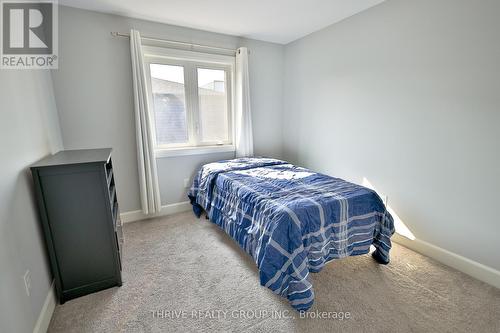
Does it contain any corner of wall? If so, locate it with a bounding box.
[46,71,64,153]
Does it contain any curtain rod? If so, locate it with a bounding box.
[110,31,242,54]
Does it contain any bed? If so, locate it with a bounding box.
[188,158,395,311]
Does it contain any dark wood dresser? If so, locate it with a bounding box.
[31,148,123,303]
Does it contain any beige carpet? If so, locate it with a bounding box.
[48,211,500,333]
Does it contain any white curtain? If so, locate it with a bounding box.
[130,29,162,215]
[234,47,254,157]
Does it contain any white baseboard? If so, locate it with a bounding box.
[392,233,500,289]
[33,280,56,333]
[120,201,191,223]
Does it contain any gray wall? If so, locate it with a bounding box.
[0,71,63,332]
[51,6,284,211]
[283,0,500,270]
[157,152,234,204]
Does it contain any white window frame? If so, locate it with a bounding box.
[143,46,235,157]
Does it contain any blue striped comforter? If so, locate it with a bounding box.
[188,158,395,311]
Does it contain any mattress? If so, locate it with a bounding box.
[188,158,395,311]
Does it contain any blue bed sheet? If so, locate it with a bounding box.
[188,158,394,311]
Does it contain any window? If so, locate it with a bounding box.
[150,64,188,145]
[144,47,234,156]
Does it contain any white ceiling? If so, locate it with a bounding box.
[59,0,385,44]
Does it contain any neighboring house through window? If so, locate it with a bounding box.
[143,46,234,157]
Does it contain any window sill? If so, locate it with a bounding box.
[155,145,235,158]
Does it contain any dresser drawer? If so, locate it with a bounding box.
[115,228,123,269]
